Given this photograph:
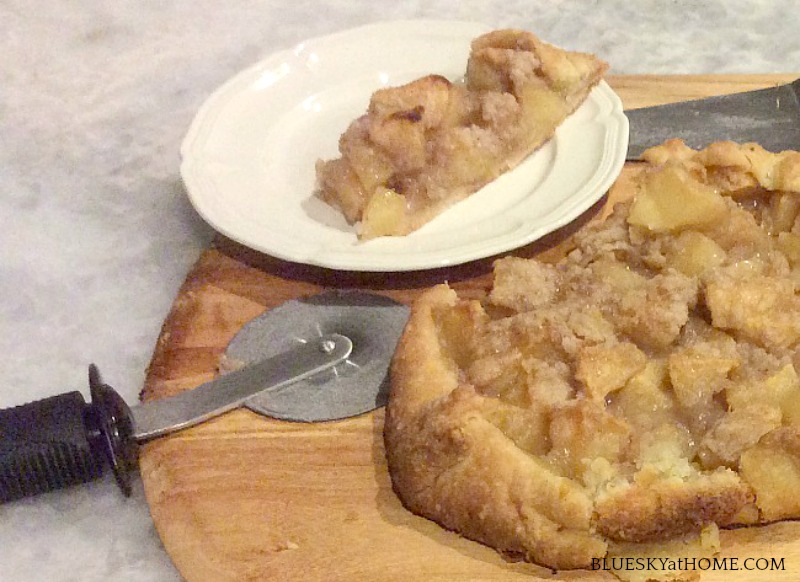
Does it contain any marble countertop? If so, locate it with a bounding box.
[2,1,799,580]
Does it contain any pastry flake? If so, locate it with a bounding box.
[315,29,608,239]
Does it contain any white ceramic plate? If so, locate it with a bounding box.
[181,20,629,272]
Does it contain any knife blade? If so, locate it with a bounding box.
[626,78,800,159]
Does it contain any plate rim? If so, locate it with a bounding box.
[181,19,629,272]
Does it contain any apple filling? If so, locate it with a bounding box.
[315,29,607,239]
[385,139,800,572]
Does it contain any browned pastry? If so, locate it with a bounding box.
[315,29,608,239]
[385,140,800,572]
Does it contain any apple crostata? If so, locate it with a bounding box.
[315,29,607,239]
[385,139,800,572]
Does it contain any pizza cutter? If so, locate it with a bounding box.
[0,290,409,503]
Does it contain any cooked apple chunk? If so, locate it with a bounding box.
[627,163,728,232]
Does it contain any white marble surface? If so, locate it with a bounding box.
[2,1,799,580]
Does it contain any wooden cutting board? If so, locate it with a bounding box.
[140,74,800,582]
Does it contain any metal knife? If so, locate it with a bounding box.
[626,78,800,159]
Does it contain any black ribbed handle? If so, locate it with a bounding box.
[0,392,104,502]
[0,366,138,503]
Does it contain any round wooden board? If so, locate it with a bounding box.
[140,75,800,582]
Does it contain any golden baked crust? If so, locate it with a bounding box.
[385,140,800,570]
[315,29,607,239]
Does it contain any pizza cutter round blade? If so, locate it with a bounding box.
[226,290,410,422]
